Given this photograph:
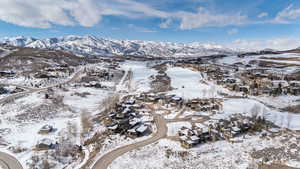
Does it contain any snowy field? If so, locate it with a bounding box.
[109,134,300,169]
[120,61,157,93]
[166,66,221,99]
[213,98,300,130]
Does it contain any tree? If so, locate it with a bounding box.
[81,111,92,137]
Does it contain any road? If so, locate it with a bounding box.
[0,152,23,169]
[0,83,36,91]
[91,114,167,169]
[0,68,83,105]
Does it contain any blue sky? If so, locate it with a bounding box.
[1,0,300,49]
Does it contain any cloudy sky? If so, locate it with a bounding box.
[1,0,300,49]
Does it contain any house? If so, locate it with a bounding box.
[128,124,150,137]
[0,71,15,78]
[38,125,54,134]
[107,123,119,131]
[289,87,300,96]
[135,124,150,136]
[36,138,56,150]
[125,98,136,105]
[0,87,9,95]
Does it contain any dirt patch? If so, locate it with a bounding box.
[257,60,300,67]
[281,105,300,114]
[259,56,300,62]
[258,164,299,169]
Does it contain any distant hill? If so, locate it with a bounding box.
[0,36,236,58]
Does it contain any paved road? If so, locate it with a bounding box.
[91,114,167,169]
[0,152,23,169]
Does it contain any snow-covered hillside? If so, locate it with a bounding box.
[0,36,236,58]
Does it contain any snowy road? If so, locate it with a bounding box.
[0,152,23,169]
[91,114,167,169]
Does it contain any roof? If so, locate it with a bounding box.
[38,138,54,145]
[190,135,200,141]
[180,129,189,135]
[128,128,137,133]
[179,136,188,141]
[40,125,53,131]
[136,125,148,133]
[202,127,209,133]
[107,124,118,130]
[232,127,241,132]
[126,98,136,104]
[185,140,197,145]
[129,118,141,126]
[122,107,131,114]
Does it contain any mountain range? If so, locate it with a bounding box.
[0,36,237,58]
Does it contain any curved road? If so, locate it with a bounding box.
[0,152,23,169]
[92,114,167,169]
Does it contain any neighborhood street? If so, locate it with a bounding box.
[91,114,167,169]
[0,152,23,169]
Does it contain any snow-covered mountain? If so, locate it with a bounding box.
[0,35,236,58]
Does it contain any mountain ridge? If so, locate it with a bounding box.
[0,35,237,58]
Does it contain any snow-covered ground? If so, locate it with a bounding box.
[166,66,222,99]
[212,98,300,130]
[217,53,300,73]
[120,61,157,92]
[109,133,300,169]
[1,59,299,169]
[63,87,112,115]
[0,64,119,169]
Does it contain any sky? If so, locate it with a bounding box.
[1,0,300,49]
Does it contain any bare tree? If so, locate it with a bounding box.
[81,111,92,137]
[67,122,78,138]
[99,94,120,114]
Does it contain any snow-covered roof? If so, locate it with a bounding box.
[126,98,136,104]
[232,127,241,132]
[38,138,54,145]
[108,124,118,130]
[180,136,188,141]
[136,125,148,133]
[40,125,53,130]
[129,118,141,126]
[190,135,200,141]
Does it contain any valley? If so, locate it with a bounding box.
[0,43,299,169]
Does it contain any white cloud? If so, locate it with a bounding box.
[0,0,250,30]
[273,4,300,24]
[0,0,168,28]
[258,12,268,18]
[160,18,172,28]
[227,28,238,35]
[227,37,300,51]
[174,8,248,30]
